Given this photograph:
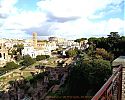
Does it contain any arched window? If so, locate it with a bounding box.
[0,53,2,58]
[4,53,5,59]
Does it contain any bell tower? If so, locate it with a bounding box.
[32,32,37,49]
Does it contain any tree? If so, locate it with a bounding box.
[36,55,46,61]
[88,32,125,58]
[107,32,125,57]
[36,55,50,61]
[45,55,50,59]
[74,38,87,43]
[95,48,114,61]
[14,54,23,61]
[4,61,19,70]
[88,37,98,44]
[8,49,17,58]
[20,55,35,66]
[108,32,120,39]
[11,50,17,55]
[64,58,111,96]
[13,44,24,55]
[65,48,78,57]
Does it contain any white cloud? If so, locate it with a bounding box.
[0,0,18,16]
[0,29,31,39]
[36,0,124,39]
[37,0,96,18]
[48,18,124,39]
[2,11,47,29]
[0,0,124,39]
[37,0,123,18]
[106,18,125,35]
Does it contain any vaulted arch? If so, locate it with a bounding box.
[0,53,2,58]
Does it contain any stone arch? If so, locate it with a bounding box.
[3,53,5,59]
[0,53,2,58]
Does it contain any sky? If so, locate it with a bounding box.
[0,0,124,40]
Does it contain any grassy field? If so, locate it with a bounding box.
[0,56,62,91]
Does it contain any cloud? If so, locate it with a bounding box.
[0,29,31,39]
[46,12,80,23]
[37,0,123,18]
[0,0,124,39]
[0,13,8,18]
[48,18,124,39]
[0,0,18,18]
[36,0,124,39]
[2,11,47,29]
[23,22,54,36]
[37,0,97,18]
[106,18,125,35]
[0,11,47,37]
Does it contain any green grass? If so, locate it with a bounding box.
[0,77,6,80]
[22,72,32,77]
[0,56,60,90]
[25,75,33,81]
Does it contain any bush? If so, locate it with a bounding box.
[20,55,35,66]
[36,55,50,61]
[65,48,78,57]
[45,55,50,59]
[65,58,111,96]
[14,54,23,61]
[4,61,19,70]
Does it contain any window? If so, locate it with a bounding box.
[0,53,2,58]
[4,53,5,59]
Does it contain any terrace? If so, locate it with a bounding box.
[92,56,125,100]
